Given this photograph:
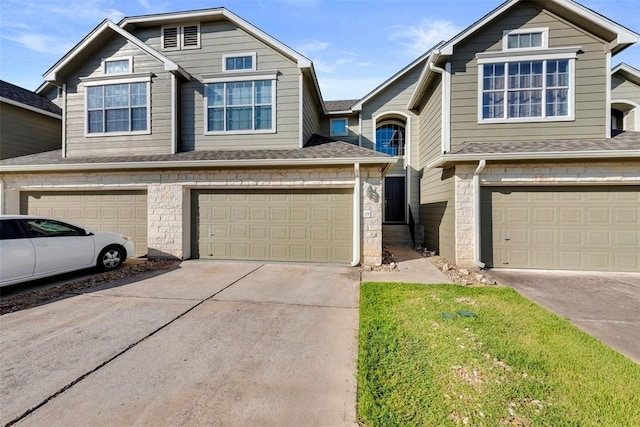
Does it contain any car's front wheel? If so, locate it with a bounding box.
[98,246,125,271]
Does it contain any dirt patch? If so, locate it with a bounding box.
[429,255,497,286]
[1,260,179,315]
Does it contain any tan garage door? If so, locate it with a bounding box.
[20,191,148,257]
[481,186,640,272]
[192,189,353,263]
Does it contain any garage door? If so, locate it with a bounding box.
[20,191,148,257]
[481,186,640,272]
[192,189,353,263]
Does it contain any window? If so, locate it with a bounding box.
[86,82,149,134]
[24,219,84,238]
[205,80,275,133]
[481,59,571,121]
[223,53,256,72]
[162,24,200,50]
[503,28,548,50]
[330,118,348,136]
[375,121,405,156]
[103,57,132,75]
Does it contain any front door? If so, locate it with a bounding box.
[384,176,405,223]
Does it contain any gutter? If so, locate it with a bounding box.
[0,156,398,173]
[426,150,640,169]
[352,163,361,267]
[473,160,486,268]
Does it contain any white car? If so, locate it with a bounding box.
[0,215,135,287]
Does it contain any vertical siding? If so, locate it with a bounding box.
[449,3,609,149]
[0,104,61,159]
[416,78,455,260]
[134,21,301,151]
[64,36,172,157]
[302,78,321,144]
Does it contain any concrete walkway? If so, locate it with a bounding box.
[361,245,453,284]
[0,261,359,426]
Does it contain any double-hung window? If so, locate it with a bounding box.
[86,80,150,134]
[206,79,275,133]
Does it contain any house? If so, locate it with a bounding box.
[0,80,62,160]
[611,63,640,131]
[0,0,639,272]
[0,8,395,265]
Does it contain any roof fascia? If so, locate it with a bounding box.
[612,62,640,86]
[406,51,441,110]
[351,50,432,111]
[43,20,191,83]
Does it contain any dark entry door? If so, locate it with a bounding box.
[384,176,405,223]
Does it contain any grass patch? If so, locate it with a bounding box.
[357,283,640,426]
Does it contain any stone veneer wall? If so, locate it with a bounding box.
[453,160,640,267]
[1,165,384,265]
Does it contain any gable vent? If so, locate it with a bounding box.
[183,25,199,47]
[163,27,179,50]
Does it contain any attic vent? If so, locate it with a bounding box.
[183,25,199,47]
[163,27,179,50]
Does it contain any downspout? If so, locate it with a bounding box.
[428,63,449,153]
[0,178,5,214]
[171,74,177,154]
[358,112,362,147]
[62,83,67,158]
[352,163,361,267]
[473,160,487,268]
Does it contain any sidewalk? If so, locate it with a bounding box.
[362,245,453,284]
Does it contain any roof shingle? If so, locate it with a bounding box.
[0,80,62,116]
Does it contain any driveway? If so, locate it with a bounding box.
[487,269,640,363]
[0,261,360,426]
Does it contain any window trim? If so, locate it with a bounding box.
[83,75,152,137]
[502,27,549,51]
[102,56,133,75]
[477,54,576,124]
[203,74,277,135]
[330,117,349,137]
[222,52,257,72]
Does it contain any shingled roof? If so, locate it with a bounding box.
[0,135,394,171]
[0,80,62,116]
[324,99,358,112]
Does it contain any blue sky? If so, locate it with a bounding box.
[1,0,639,100]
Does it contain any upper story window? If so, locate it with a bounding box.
[85,79,150,135]
[480,59,572,121]
[376,121,405,156]
[330,118,348,137]
[503,28,548,50]
[205,78,275,133]
[162,23,200,51]
[103,57,132,75]
[223,53,256,72]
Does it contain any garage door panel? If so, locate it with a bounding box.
[21,191,147,257]
[193,189,352,263]
[482,186,639,272]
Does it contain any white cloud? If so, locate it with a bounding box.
[3,33,75,55]
[389,18,461,57]
[318,76,386,101]
[297,40,330,54]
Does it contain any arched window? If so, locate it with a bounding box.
[376,120,405,156]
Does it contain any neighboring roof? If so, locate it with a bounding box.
[42,20,190,85]
[426,131,640,168]
[324,100,359,113]
[0,80,62,117]
[612,63,640,86]
[0,137,395,172]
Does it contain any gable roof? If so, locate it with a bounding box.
[324,99,359,113]
[1,80,62,118]
[612,62,640,86]
[42,20,191,85]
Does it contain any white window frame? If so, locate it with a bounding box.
[222,52,257,72]
[161,23,200,51]
[83,75,152,137]
[203,72,277,135]
[502,28,549,51]
[330,117,349,137]
[477,50,577,124]
[102,56,133,75]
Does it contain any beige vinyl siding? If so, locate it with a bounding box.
[64,36,172,157]
[416,78,455,260]
[0,103,61,160]
[302,79,321,144]
[612,76,640,103]
[321,115,359,145]
[134,21,301,151]
[449,3,608,149]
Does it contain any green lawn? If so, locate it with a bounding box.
[357,282,640,426]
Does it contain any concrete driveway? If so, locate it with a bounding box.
[0,261,360,426]
[487,269,640,363]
